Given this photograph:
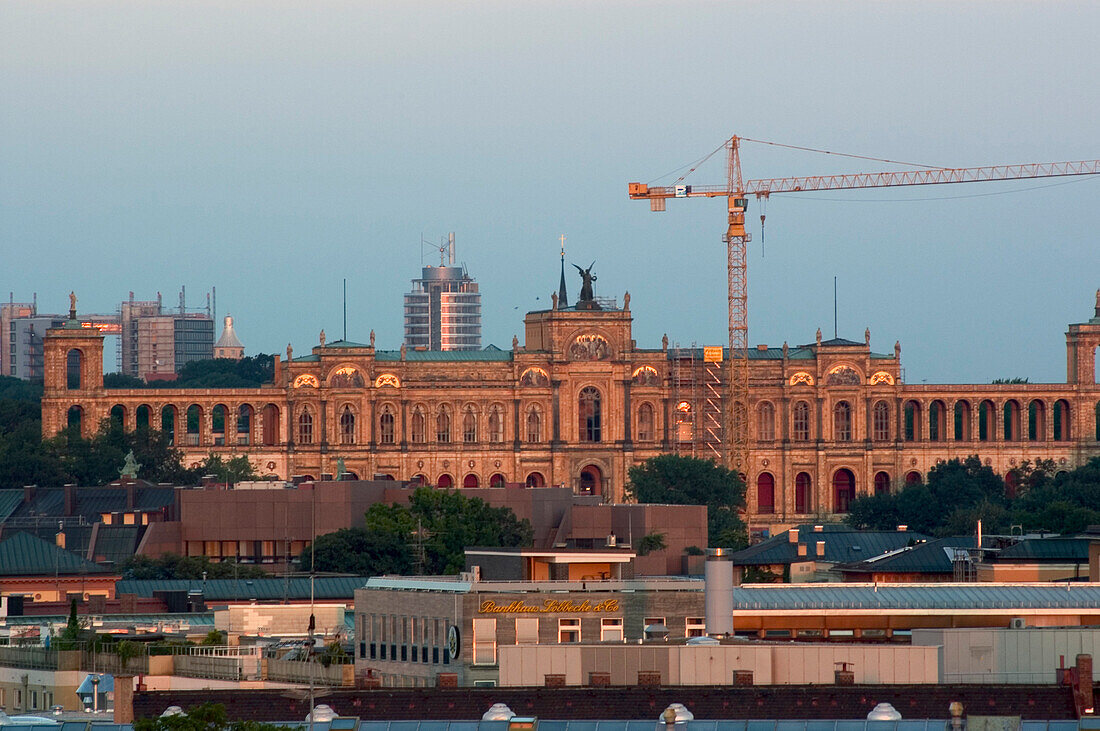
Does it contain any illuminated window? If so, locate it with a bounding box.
[600,617,623,642]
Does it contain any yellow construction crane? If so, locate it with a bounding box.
[629,135,1100,473]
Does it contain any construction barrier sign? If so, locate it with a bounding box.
[703,346,723,363]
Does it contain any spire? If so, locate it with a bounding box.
[557,234,569,308]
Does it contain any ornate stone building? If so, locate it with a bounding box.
[40,290,1100,532]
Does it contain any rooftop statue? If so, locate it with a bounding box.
[573,262,597,302]
[119,449,141,479]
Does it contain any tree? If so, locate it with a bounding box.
[192,454,257,484]
[118,553,268,580]
[298,527,413,575]
[625,455,747,549]
[636,532,667,556]
[134,702,283,731]
[362,486,533,574]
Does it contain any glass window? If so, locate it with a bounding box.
[472,618,496,665]
[516,617,539,645]
[579,387,601,442]
[341,406,357,445]
[757,402,775,442]
[559,618,581,643]
[378,406,394,445]
[463,407,478,443]
[792,401,810,441]
[488,405,503,442]
[298,410,313,444]
[411,407,425,443]
[686,617,706,637]
[637,403,655,442]
[833,401,851,441]
[526,407,542,443]
[436,407,451,443]
[600,617,623,642]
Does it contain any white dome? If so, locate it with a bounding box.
[482,704,516,721]
[867,703,902,721]
[305,704,338,722]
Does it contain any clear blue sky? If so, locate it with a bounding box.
[2,1,1097,384]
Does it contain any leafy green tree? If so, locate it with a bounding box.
[0,375,43,402]
[192,454,257,484]
[636,532,667,556]
[363,486,533,574]
[299,527,413,575]
[103,373,145,388]
[161,356,275,389]
[625,455,747,549]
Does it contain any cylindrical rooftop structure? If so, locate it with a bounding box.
[704,547,734,637]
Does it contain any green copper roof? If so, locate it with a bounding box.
[0,532,113,576]
[375,350,513,362]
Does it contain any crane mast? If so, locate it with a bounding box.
[629,135,1100,474]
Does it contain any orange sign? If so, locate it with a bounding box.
[703,346,723,363]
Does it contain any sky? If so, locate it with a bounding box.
[1,1,1097,385]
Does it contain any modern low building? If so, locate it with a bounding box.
[353,574,706,687]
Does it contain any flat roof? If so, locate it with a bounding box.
[733,582,1100,612]
[363,576,703,594]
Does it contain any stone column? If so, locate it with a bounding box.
[400,399,409,451]
[622,379,633,447]
[512,399,521,449]
[551,380,562,444]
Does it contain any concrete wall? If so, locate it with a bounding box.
[215,604,345,637]
[497,643,940,686]
[913,626,1100,683]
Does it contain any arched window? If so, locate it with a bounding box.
[110,404,126,429]
[463,406,478,443]
[237,404,252,445]
[526,406,542,443]
[186,404,203,446]
[436,406,451,443]
[410,406,426,444]
[1053,400,1071,441]
[261,403,280,446]
[954,401,971,441]
[905,470,921,485]
[212,404,227,445]
[979,400,995,441]
[579,387,601,442]
[525,472,545,488]
[1004,470,1019,499]
[489,473,506,488]
[792,401,810,442]
[1003,400,1021,441]
[795,472,812,513]
[66,349,82,390]
[833,468,855,513]
[874,471,891,495]
[637,402,655,442]
[833,401,852,442]
[377,406,394,445]
[437,474,453,489]
[873,401,890,441]
[161,405,176,445]
[298,410,314,445]
[136,404,151,430]
[904,401,922,441]
[341,406,358,445]
[463,473,480,488]
[1028,400,1045,441]
[488,405,504,443]
[757,473,775,514]
[67,405,83,434]
[1096,401,1100,441]
[757,402,775,442]
[929,400,945,442]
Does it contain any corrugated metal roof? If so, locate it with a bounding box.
[0,532,113,576]
[116,576,370,601]
[729,526,929,566]
[732,583,1100,610]
[0,491,24,522]
[89,526,141,565]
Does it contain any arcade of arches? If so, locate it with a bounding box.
[40,291,1100,531]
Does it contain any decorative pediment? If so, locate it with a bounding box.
[520,367,550,387]
[789,372,815,386]
[870,371,896,385]
[292,374,319,389]
[569,333,610,361]
[374,373,401,388]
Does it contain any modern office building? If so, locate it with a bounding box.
[404,234,482,351]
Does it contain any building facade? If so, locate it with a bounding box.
[40,291,1100,531]
[120,293,213,380]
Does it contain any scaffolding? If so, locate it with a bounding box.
[702,354,724,463]
[670,343,725,462]
[670,344,697,457]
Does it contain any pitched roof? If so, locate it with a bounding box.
[835,536,977,575]
[728,524,930,566]
[996,536,1091,562]
[375,350,513,362]
[0,532,113,576]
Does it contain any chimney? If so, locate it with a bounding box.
[788,529,799,543]
[273,354,282,384]
[23,485,36,504]
[816,540,826,557]
[814,525,824,532]
[64,484,75,515]
[126,483,136,511]
[704,548,734,637]
[55,525,66,550]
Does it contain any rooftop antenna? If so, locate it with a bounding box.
[343,278,347,342]
[833,276,838,339]
[179,286,185,315]
[212,286,216,322]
